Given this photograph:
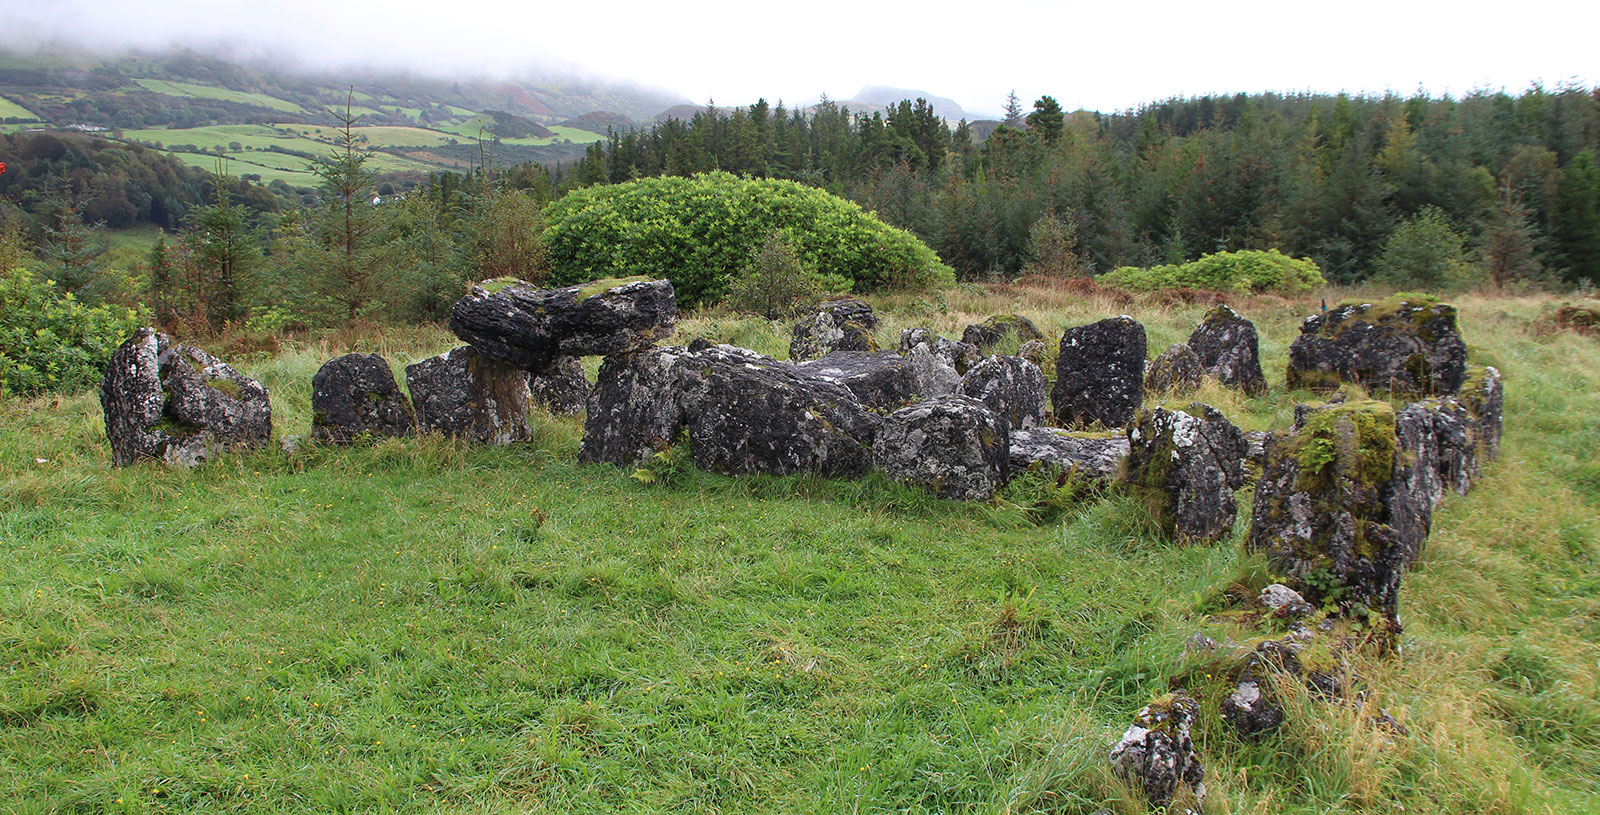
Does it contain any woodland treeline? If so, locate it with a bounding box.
[569,87,1600,285]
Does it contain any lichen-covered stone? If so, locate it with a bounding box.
[449,277,677,373]
[1244,430,1273,470]
[798,350,920,411]
[1188,304,1266,396]
[1052,316,1146,428]
[898,327,933,354]
[1220,632,1355,739]
[789,299,878,361]
[1007,428,1129,481]
[1412,397,1477,499]
[405,346,533,445]
[101,328,272,467]
[1016,339,1053,378]
[1144,343,1204,395]
[580,346,696,467]
[1260,584,1315,618]
[1286,296,1468,397]
[960,355,1048,429]
[1109,692,1206,811]
[961,313,1043,354]
[1125,403,1247,543]
[1460,365,1503,460]
[531,356,590,416]
[1220,679,1284,739]
[1246,400,1407,638]
[902,343,962,399]
[1388,402,1440,563]
[310,353,416,444]
[680,346,882,478]
[874,396,1010,500]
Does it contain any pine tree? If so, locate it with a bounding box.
[1026,96,1066,143]
[311,90,379,321]
[1553,148,1600,283]
[189,160,259,329]
[36,202,107,300]
[1003,90,1024,127]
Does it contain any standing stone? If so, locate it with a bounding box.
[789,299,878,361]
[580,346,696,467]
[101,328,272,467]
[1246,400,1407,639]
[1388,403,1440,562]
[1125,404,1247,543]
[310,353,416,444]
[531,356,590,417]
[1109,692,1206,812]
[1460,365,1503,460]
[961,313,1043,355]
[1017,339,1053,378]
[1413,397,1478,498]
[1007,429,1130,482]
[960,355,1048,430]
[902,343,963,399]
[1188,304,1266,396]
[405,346,533,445]
[1286,296,1468,397]
[798,350,921,411]
[874,396,1010,500]
[1052,316,1146,428]
[897,327,934,353]
[449,277,677,373]
[1144,343,1204,395]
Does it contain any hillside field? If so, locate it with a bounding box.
[1,287,1597,814]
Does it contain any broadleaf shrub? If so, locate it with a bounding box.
[0,267,143,396]
[541,172,954,307]
[1099,249,1325,295]
[722,232,851,320]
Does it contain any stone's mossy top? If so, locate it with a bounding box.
[449,277,678,373]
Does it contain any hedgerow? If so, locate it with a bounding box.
[1099,249,1325,295]
[541,172,955,307]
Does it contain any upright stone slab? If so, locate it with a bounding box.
[1125,403,1247,543]
[580,346,696,467]
[310,353,416,443]
[1052,316,1146,428]
[1287,296,1467,397]
[1246,401,1408,638]
[1388,402,1440,563]
[1188,304,1266,396]
[1109,693,1206,813]
[961,313,1043,355]
[798,350,920,411]
[1144,343,1203,395]
[101,328,272,467]
[789,299,878,361]
[960,355,1048,430]
[1461,365,1503,460]
[531,356,590,417]
[874,396,1010,500]
[1413,397,1478,498]
[449,277,677,373]
[405,346,533,445]
[902,342,962,399]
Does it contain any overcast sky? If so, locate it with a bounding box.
[5,0,1595,117]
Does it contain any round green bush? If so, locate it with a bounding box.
[1099,249,1325,295]
[0,267,143,396]
[541,172,954,307]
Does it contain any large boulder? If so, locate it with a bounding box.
[1125,404,1248,543]
[101,328,272,467]
[1109,692,1206,813]
[874,396,1010,500]
[1246,400,1409,639]
[1007,429,1129,482]
[449,277,677,373]
[798,350,920,411]
[960,355,1048,430]
[1144,343,1203,395]
[961,313,1043,355]
[1052,316,1147,428]
[1188,304,1266,396]
[580,346,696,467]
[789,299,878,361]
[531,356,590,417]
[405,346,533,445]
[902,343,963,399]
[680,346,882,478]
[310,353,416,444]
[1286,296,1468,397]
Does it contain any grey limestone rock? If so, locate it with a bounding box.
[903,343,962,399]
[789,299,878,361]
[1259,583,1314,618]
[449,277,677,373]
[798,350,920,411]
[101,328,272,467]
[580,346,696,467]
[1052,316,1146,428]
[1461,365,1503,460]
[1109,692,1206,812]
[960,355,1048,430]
[1007,428,1129,481]
[1286,297,1467,397]
[961,313,1043,354]
[310,353,416,444]
[874,396,1010,500]
[1144,343,1204,395]
[531,356,591,417]
[1188,304,1266,396]
[406,346,533,445]
[1125,403,1247,543]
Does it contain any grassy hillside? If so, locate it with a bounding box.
[1,287,1596,813]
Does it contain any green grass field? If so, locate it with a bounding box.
[131,79,306,115]
[0,94,39,120]
[2,289,1596,813]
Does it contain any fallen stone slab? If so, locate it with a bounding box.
[1007,428,1129,481]
[798,350,920,411]
[874,396,1010,500]
[449,277,677,373]
[1287,296,1467,397]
